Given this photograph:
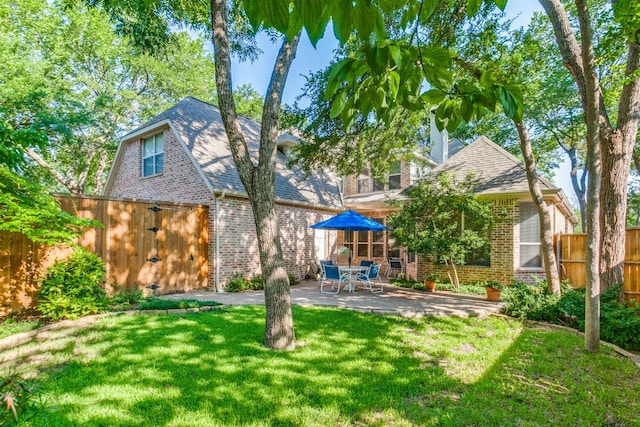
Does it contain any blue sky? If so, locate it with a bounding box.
[228,1,576,203]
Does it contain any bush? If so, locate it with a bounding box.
[502,283,640,351]
[501,281,562,321]
[108,285,143,311]
[38,249,107,320]
[225,273,265,292]
[288,273,300,286]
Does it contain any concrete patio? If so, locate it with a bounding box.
[162,279,504,318]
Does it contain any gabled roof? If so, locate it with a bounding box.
[108,97,342,209]
[430,135,558,196]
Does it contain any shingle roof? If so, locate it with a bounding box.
[430,135,558,195]
[127,97,343,208]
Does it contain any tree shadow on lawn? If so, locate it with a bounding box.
[3,306,640,426]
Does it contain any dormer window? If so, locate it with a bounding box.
[142,133,164,177]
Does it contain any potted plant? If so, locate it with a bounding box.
[424,273,438,292]
[484,281,504,301]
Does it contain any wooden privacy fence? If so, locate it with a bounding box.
[557,228,640,302]
[1,195,209,315]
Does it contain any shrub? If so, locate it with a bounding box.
[502,282,640,351]
[601,300,640,350]
[108,284,143,311]
[288,273,300,286]
[38,249,107,320]
[501,281,561,321]
[225,273,265,292]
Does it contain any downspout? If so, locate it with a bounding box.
[215,191,226,292]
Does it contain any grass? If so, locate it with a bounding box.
[136,298,221,311]
[0,317,43,340]
[1,306,638,426]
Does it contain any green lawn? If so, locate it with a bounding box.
[2,306,639,426]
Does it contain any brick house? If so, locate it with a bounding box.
[105,96,576,290]
[339,121,577,285]
[104,97,343,289]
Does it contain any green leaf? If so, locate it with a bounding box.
[479,71,497,89]
[287,8,304,40]
[241,0,264,30]
[421,89,446,105]
[294,0,328,46]
[354,0,377,40]
[329,0,354,44]
[330,90,347,118]
[419,0,439,22]
[466,0,482,17]
[388,70,400,98]
[422,47,452,68]
[388,43,402,68]
[262,0,291,34]
[497,85,524,122]
[493,0,508,11]
[460,97,474,122]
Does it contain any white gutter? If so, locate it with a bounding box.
[215,191,226,292]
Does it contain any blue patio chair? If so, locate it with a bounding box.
[320,264,347,294]
[356,263,383,293]
[319,259,334,268]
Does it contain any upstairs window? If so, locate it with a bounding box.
[142,133,164,177]
[372,161,402,192]
[356,170,370,193]
[388,161,401,189]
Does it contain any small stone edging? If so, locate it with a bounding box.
[490,313,640,368]
[0,306,223,352]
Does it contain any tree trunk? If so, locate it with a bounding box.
[575,0,601,352]
[599,37,640,292]
[515,121,561,295]
[565,145,587,232]
[211,0,299,350]
[599,130,629,291]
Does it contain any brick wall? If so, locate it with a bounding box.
[416,198,517,285]
[108,127,338,288]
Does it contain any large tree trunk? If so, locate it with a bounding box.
[574,0,601,353]
[599,130,630,291]
[599,38,640,292]
[515,122,561,295]
[211,0,299,350]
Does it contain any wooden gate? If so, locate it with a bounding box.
[1,195,209,315]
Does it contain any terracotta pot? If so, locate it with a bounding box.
[424,280,436,292]
[485,287,501,301]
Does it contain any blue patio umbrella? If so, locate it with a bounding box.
[311,210,387,266]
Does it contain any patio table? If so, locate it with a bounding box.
[339,266,365,292]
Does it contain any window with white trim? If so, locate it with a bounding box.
[142,133,164,177]
[519,202,541,268]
